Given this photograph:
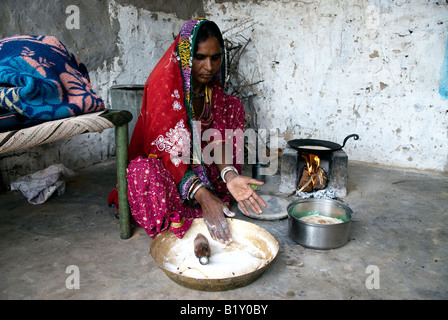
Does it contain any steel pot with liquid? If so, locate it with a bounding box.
[287,198,353,249]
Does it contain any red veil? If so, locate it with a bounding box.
[109,19,244,209]
[128,35,188,183]
[130,19,215,186]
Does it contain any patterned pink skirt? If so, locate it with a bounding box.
[127,156,204,239]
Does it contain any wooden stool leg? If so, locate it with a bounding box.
[115,123,132,239]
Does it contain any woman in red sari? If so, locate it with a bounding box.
[125,19,265,243]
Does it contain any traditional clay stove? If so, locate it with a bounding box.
[279,134,359,199]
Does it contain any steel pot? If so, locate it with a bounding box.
[287,198,353,249]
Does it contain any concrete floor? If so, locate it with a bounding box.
[0,159,447,300]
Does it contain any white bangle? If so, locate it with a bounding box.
[186,177,199,200]
[220,166,238,183]
[189,181,204,200]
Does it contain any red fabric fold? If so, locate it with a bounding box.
[129,36,189,184]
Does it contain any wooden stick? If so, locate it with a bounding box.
[297,173,316,193]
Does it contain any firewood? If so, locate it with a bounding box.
[297,169,315,193]
[313,167,328,190]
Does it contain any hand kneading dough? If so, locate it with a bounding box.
[162,223,275,280]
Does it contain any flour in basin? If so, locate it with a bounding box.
[162,222,274,279]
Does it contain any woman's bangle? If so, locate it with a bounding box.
[220,165,238,183]
[187,177,200,196]
[189,181,205,200]
[188,177,200,193]
[187,177,200,200]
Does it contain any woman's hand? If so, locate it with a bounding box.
[194,187,235,244]
[225,171,267,217]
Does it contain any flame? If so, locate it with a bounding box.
[302,153,322,188]
[298,152,328,193]
[303,153,320,175]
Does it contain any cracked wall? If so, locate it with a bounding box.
[204,0,448,172]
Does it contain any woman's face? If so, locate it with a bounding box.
[192,36,222,90]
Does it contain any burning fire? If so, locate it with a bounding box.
[304,153,320,183]
[298,153,328,192]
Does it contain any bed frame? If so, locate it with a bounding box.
[0,109,133,239]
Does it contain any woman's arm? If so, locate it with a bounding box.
[193,162,266,244]
[194,186,234,244]
[216,160,266,217]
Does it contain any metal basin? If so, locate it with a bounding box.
[150,218,279,291]
[287,198,353,249]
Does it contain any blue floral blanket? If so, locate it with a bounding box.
[0,35,104,122]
